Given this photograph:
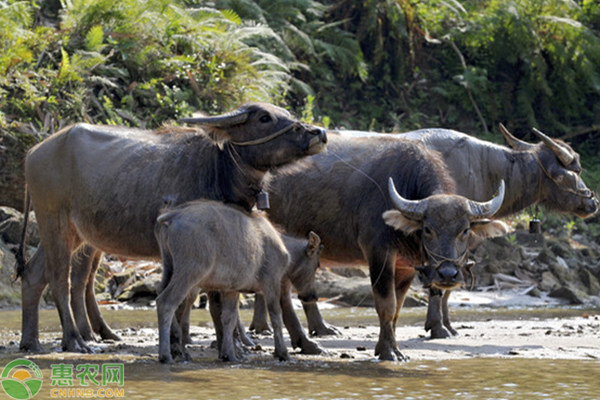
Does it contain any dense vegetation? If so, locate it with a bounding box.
[1,0,599,237]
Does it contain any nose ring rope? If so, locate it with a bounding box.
[420,242,475,289]
[230,122,301,147]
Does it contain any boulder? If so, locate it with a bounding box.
[0,206,40,247]
[549,284,589,305]
[0,241,21,307]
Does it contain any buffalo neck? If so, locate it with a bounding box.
[215,142,266,211]
[493,148,545,219]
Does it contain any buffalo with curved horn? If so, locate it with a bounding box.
[16,102,327,353]
[287,125,596,340]
[263,135,508,360]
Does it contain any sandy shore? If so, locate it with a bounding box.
[1,289,599,364]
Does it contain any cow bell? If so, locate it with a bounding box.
[256,190,270,210]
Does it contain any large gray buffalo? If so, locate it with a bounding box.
[16,102,327,353]
[320,126,598,338]
[264,135,508,360]
[254,126,597,343]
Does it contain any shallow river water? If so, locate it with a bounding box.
[0,307,599,400]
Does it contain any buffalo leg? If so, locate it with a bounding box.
[19,246,48,353]
[177,287,199,345]
[249,293,272,334]
[264,286,290,361]
[70,245,97,342]
[39,215,91,353]
[441,290,458,336]
[368,248,407,361]
[302,301,341,336]
[425,289,451,338]
[156,278,196,363]
[219,291,242,362]
[83,251,121,341]
[208,291,254,356]
[392,258,417,329]
[208,291,224,351]
[280,280,324,355]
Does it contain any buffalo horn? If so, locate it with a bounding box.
[532,128,574,167]
[388,177,426,220]
[179,109,249,127]
[499,123,533,150]
[467,180,505,219]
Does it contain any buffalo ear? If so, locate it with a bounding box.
[307,231,322,256]
[471,219,509,238]
[202,126,232,144]
[382,210,421,235]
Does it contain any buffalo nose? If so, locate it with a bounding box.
[438,262,459,282]
[312,127,327,140]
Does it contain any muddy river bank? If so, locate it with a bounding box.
[1,302,599,399]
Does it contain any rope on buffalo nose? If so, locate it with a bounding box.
[420,242,475,289]
[230,122,301,147]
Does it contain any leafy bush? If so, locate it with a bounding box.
[0,0,291,143]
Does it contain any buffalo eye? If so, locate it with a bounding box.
[259,114,272,123]
[461,227,470,237]
[423,226,432,236]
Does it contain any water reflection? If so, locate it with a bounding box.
[1,307,599,399]
[9,358,594,400]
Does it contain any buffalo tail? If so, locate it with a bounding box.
[14,187,30,281]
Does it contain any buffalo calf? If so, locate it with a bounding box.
[155,200,322,363]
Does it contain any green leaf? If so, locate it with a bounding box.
[85,25,105,52]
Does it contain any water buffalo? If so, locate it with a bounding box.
[328,126,598,338]
[16,102,327,353]
[155,200,323,363]
[263,135,508,360]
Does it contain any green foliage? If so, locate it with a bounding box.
[0,0,291,144]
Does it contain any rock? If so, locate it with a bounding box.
[330,267,368,278]
[549,284,589,305]
[548,258,570,282]
[579,269,600,296]
[130,274,162,297]
[515,231,545,248]
[315,269,373,307]
[0,241,21,307]
[536,248,557,265]
[111,268,136,286]
[550,239,574,258]
[0,207,40,246]
[538,271,561,292]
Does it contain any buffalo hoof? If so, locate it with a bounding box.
[249,323,272,335]
[299,338,326,355]
[309,323,341,337]
[169,341,189,362]
[159,353,174,364]
[429,327,452,339]
[62,338,94,354]
[182,333,194,346]
[274,351,291,362]
[375,343,409,362]
[238,331,256,347]
[220,349,243,362]
[79,329,97,343]
[19,339,44,354]
[98,328,122,342]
